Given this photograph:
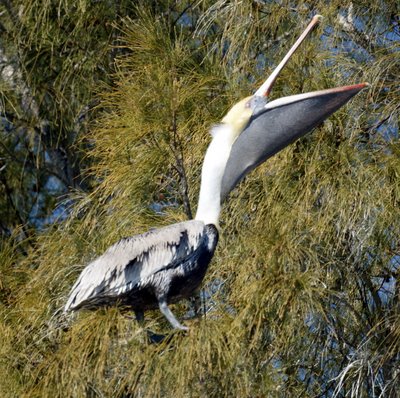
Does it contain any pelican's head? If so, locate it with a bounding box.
[218,15,369,201]
[221,95,269,139]
[221,96,253,135]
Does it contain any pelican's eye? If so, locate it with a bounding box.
[247,96,268,115]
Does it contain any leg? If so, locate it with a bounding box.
[189,292,202,318]
[134,309,166,344]
[134,310,145,323]
[158,298,188,330]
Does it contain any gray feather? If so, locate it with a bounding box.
[64,220,208,311]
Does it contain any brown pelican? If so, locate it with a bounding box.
[64,16,368,330]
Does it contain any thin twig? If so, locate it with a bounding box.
[170,109,193,219]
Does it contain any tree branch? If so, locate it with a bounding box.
[170,109,193,219]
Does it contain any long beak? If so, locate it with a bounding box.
[220,83,368,201]
[254,14,323,98]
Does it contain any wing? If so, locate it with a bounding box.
[64,220,206,311]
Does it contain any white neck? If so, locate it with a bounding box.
[195,124,237,226]
[195,97,253,226]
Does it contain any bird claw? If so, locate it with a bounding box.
[147,330,166,344]
[176,324,189,331]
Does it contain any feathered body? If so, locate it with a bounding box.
[65,221,218,312]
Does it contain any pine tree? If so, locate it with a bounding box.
[1,1,399,397]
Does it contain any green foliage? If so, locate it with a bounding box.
[1,1,399,397]
[0,0,135,234]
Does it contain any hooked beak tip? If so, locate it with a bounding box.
[313,14,324,23]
